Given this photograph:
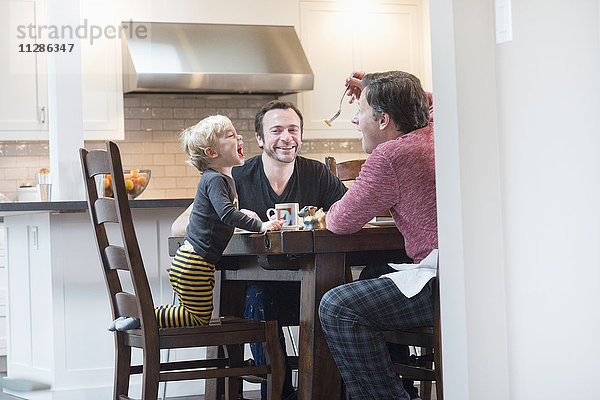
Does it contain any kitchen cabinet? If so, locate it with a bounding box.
[0,0,49,140]
[0,0,124,141]
[298,0,431,139]
[2,202,207,398]
[79,1,124,140]
[0,223,6,362]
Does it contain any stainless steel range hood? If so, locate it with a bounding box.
[122,22,314,94]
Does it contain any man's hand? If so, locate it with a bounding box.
[346,71,366,104]
[260,220,283,232]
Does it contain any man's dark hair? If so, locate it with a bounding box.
[362,71,429,134]
[254,100,304,141]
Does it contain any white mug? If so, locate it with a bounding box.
[267,203,301,227]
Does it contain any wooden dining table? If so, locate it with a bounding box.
[168,224,406,400]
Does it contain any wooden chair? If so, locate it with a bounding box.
[325,156,365,183]
[384,270,443,400]
[326,156,443,400]
[80,141,285,400]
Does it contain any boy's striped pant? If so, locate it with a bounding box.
[155,248,215,328]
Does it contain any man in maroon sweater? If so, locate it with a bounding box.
[319,71,438,400]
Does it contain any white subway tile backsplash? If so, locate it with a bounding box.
[152,131,179,142]
[163,142,181,154]
[147,165,165,177]
[125,131,152,142]
[186,166,200,176]
[238,108,256,119]
[4,168,27,180]
[173,108,196,119]
[163,120,186,131]
[183,98,205,108]
[141,142,166,154]
[142,188,165,198]
[165,188,193,198]
[196,108,217,119]
[119,142,143,154]
[162,97,184,107]
[125,119,141,131]
[176,177,200,189]
[152,154,176,166]
[127,153,154,166]
[27,143,49,156]
[152,108,174,119]
[141,120,164,132]
[0,157,17,168]
[123,97,140,107]
[164,165,187,177]
[152,176,178,189]
[140,97,163,107]
[128,107,153,119]
[227,98,248,108]
[205,98,228,108]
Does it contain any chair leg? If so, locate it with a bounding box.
[420,381,432,400]
[114,336,132,400]
[141,347,160,400]
[420,346,433,400]
[224,344,243,400]
[264,320,285,400]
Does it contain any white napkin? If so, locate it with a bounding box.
[382,249,438,298]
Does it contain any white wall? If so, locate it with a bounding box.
[432,0,600,398]
[431,0,508,399]
[497,1,600,398]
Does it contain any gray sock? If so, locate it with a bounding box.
[108,316,140,331]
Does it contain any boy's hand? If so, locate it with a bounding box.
[261,220,283,232]
[240,208,260,220]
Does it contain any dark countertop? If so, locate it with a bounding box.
[0,198,193,219]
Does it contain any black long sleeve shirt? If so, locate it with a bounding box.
[185,168,262,264]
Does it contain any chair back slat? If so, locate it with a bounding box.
[104,245,130,271]
[84,150,110,178]
[325,156,366,182]
[95,198,119,224]
[115,292,141,319]
[326,156,391,219]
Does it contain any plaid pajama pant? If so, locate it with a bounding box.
[319,276,435,400]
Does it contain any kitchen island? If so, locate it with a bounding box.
[0,199,200,399]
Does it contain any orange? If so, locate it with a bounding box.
[103,177,111,189]
[138,176,147,186]
[125,178,134,191]
[39,168,50,173]
[130,169,139,178]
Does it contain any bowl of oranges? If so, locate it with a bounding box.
[101,169,150,199]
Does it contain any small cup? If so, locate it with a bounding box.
[266,203,301,227]
[35,172,51,202]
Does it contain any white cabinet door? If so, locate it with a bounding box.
[299,1,430,139]
[0,0,124,141]
[0,0,48,140]
[80,1,124,140]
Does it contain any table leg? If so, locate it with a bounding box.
[205,277,246,400]
[298,252,345,400]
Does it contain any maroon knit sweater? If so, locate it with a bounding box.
[326,124,438,263]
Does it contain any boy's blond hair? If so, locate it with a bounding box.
[181,115,232,171]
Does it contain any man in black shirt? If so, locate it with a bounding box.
[172,100,347,400]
